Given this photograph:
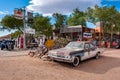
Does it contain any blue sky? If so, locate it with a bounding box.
[0,0,120,37]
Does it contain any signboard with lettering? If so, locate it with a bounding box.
[83,32,92,38]
[14,9,24,19]
[26,29,35,34]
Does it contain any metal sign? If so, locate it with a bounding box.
[14,8,24,19]
[26,29,35,34]
[27,11,33,23]
[83,32,92,38]
[28,11,33,19]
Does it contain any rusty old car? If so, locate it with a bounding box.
[48,41,103,67]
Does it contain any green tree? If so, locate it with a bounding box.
[93,5,119,32]
[31,14,52,37]
[86,5,120,32]
[1,15,23,32]
[53,13,67,29]
[86,7,97,25]
[68,8,86,27]
[86,5,120,45]
[109,11,120,37]
[11,30,22,39]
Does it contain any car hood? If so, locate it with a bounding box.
[49,47,83,56]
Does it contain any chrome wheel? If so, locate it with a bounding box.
[72,57,80,67]
[95,53,100,59]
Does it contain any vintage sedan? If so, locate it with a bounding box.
[48,41,103,67]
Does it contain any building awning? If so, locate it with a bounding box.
[60,25,82,33]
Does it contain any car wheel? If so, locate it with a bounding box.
[115,45,119,49]
[72,56,80,67]
[11,45,14,50]
[1,47,3,50]
[95,53,100,59]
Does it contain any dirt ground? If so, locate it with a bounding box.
[0,49,120,80]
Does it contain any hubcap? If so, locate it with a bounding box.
[73,57,79,66]
[96,54,99,59]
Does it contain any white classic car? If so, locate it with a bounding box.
[48,41,103,67]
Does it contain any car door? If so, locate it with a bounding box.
[89,43,97,58]
[81,43,90,60]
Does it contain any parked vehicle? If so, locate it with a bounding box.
[48,41,103,67]
[0,40,2,48]
[1,40,15,50]
[112,39,120,49]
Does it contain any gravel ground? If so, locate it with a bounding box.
[0,49,29,57]
[0,48,120,80]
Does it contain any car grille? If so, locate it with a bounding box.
[57,55,65,58]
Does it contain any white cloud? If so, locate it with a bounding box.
[27,0,101,16]
[0,11,9,15]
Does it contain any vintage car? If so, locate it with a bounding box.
[0,40,2,48]
[112,39,120,49]
[1,40,15,50]
[48,41,103,67]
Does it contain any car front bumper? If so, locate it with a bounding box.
[48,55,74,63]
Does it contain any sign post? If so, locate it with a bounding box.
[23,7,26,49]
[14,8,26,49]
[14,7,34,49]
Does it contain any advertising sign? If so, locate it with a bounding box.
[26,29,35,34]
[27,11,33,23]
[83,32,92,38]
[14,9,24,19]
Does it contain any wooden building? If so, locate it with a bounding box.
[56,25,95,41]
[0,34,11,40]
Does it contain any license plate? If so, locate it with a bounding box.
[57,52,65,58]
[57,55,65,58]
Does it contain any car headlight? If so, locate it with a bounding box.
[49,51,57,54]
[66,55,72,59]
[48,51,56,56]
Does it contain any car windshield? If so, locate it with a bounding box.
[65,42,84,49]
